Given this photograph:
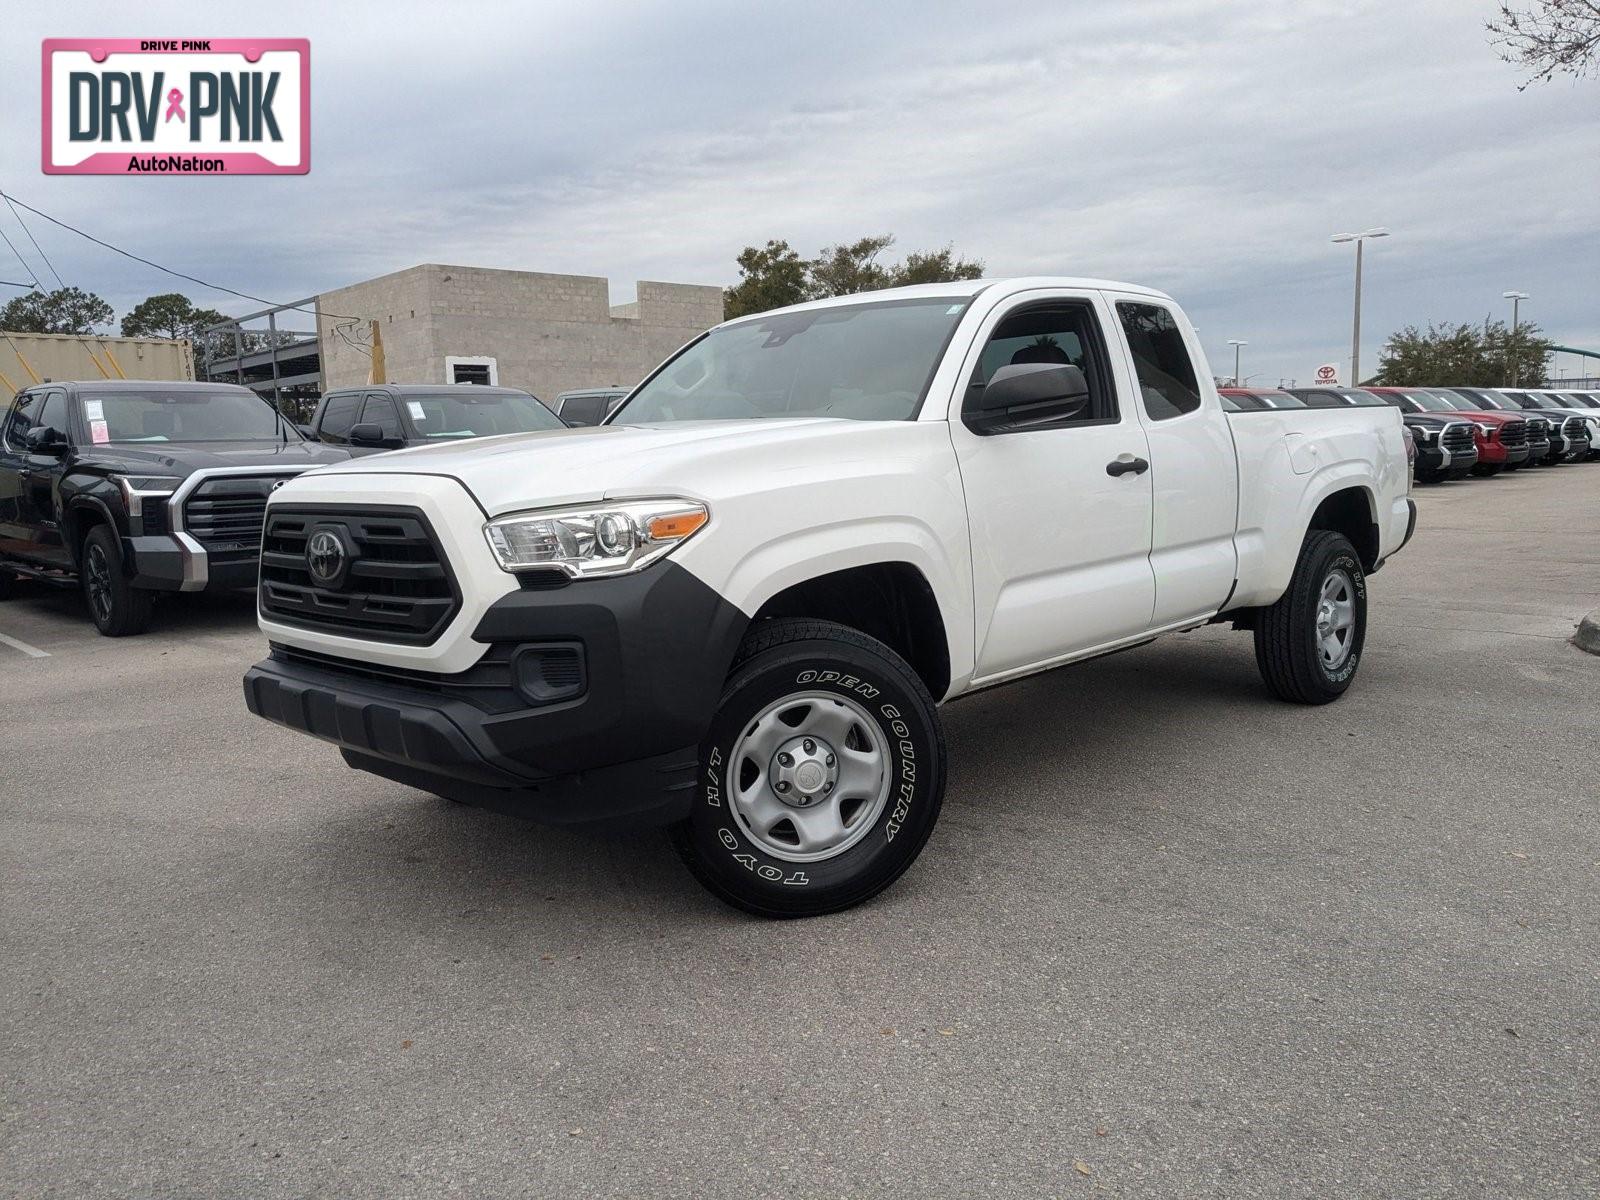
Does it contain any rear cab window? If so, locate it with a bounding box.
[1116,302,1202,421]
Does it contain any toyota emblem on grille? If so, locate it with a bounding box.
[306,527,350,588]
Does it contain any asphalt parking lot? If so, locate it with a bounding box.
[2,464,1597,1199]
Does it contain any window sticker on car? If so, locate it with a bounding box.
[89,419,109,444]
[84,399,105,420]
[407,401,426,419]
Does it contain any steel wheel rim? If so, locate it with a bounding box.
[1315,567,1356,669]
[726,690,891,863]
[86,544,113,623]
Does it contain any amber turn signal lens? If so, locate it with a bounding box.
[648,510,708,540]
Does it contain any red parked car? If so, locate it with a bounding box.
[1365,387,1531,475]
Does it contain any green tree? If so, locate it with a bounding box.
[808,234,896,298]
[1373,318,1552,386]
[121,292,227,343]
[723,234,987,318]
[0,286,114,334]
[888,245,985,287]
[724,240,811,320]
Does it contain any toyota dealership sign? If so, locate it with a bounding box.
[42,38,309,175]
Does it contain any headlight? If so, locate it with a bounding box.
[1411,425,1435,441]
[485,498,708,578]
[112,474,181,518]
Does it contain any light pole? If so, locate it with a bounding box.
[1331,228,1389,385]
[1503,290,1528,386]
[1227,339,1247,386]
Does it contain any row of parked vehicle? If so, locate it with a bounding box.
[0,379,624,635]
[1219,386,1600,482]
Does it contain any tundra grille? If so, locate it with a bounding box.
[1441,424,1475,454]
[1499,420,1527,449]
[1563,416,1587,441]
[181,474,283,552]
[258,506,459,644]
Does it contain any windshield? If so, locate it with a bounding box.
[614,296,971,424]
[403,391,562,439]
[1561,393,1597,408]
[1399,390,1464,413]
[1340,389,1387,405]
[1451,388,1501,410]
[85,389,295,443]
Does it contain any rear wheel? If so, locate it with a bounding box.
[671,618,946,918]
[1253,530,1367,705]
[81,526,155,637]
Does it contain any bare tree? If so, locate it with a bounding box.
[1487,1,1600,87]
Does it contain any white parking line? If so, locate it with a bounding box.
[0,630,50,658]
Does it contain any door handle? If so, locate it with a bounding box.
[1105,455,1150,477]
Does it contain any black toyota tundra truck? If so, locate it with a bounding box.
[0,380,350,635]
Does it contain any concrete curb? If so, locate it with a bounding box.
[1574,609,1600,656]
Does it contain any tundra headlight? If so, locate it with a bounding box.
[1411,426,1435,441]
[484,498,708,578]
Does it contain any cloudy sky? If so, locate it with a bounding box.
[3,0,1597,384]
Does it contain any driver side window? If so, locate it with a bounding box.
[963,301,1118,432]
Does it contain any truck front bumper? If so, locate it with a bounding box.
[243,562,750,829]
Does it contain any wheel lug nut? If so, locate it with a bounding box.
[775,781,790,793]
[803,738,815,754]
[823,782,833,793]
[777,752,792,767]
[825,754,835,767]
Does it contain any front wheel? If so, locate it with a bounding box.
[670,618,947,918]
[81,526,155,637]
[1252,530,1367,705]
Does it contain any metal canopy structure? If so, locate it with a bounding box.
[199,297,324,418]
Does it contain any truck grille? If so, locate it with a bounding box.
[258,506,460,644]
[1562,416,1587,441]
[1525,417,1550,444]
[1441,424,1475,454]
[181,474,284,552]
[1499,420,1527,449]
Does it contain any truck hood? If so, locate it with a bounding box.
[301,419,901,515]
[84,440,351,474]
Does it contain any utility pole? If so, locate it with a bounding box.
[1503,291,1528,387]
[1331,229,1389,386]
[1228,339,1247,387]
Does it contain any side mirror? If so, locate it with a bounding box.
[349,422,400,448]
[562,416,590,428]
[969,363,1091,433]
[294,423,316,441]
[24,425,69,455]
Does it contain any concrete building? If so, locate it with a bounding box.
[313,265,723,401]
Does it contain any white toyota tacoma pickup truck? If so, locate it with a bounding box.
[244,278,1415,916]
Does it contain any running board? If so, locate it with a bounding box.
[0,559,78,589]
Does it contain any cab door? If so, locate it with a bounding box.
[18,389,73,566]
[947,290,1156,682]
[1106,296,1239,626]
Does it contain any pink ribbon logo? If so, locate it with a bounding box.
[164,88,185,123]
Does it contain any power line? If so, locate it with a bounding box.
[0,187,367,322]
[0,224,40,291]
[2,195,67,291]
[1,279,35,289]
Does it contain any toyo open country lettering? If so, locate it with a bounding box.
[242,277,1416,917]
